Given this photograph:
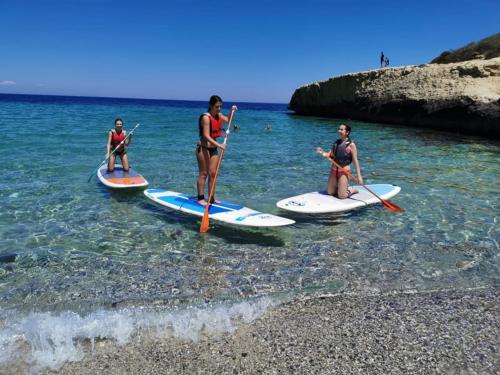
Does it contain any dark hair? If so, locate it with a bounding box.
[340,123,351,134]
[338,123,352,144]
[115,118,123,125]
[208,95,222,110]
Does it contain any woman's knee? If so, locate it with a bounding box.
[337,182,349,199]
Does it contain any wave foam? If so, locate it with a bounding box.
[0,297,276,373]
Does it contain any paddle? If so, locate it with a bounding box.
[320,153,403,213]
[87,123,140,182]
[199,108,236,233]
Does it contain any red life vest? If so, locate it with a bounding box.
[111,130,125,148]
[199,113,223,139]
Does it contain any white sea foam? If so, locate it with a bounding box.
[0,297,276,374]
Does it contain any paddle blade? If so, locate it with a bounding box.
[200,207,210,233]
[382,199,404,213]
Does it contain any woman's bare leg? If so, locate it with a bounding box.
[337,174,350,199]
[121,153,130,171]
[108,154,116,172]
[207,153,219,202]
[326,169,338,196]
[196,146,210,205]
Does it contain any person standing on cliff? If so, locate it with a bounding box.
[315,124,363,199]
[380,51,385,68]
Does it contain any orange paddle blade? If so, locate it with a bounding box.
[381,199,404,213]
[200,208,210,233]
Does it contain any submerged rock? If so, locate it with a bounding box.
[289,57,500,138]
[0,253,17,264]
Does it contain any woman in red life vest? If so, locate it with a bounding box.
[107,118,132,172]
[315,124,363,199]
[196,95,237,205]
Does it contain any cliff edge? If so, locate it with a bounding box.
[289,57,500,138]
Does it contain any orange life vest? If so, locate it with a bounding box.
[199,113,223,139]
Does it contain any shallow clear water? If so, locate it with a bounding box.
[0,94,498,371]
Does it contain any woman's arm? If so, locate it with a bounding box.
[315,146,333,159]
[220,105,238,123]
[350,143,363,183]
[124,130,131,146]
[106,131,113,157]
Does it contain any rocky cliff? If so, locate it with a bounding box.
[289,57,500,138]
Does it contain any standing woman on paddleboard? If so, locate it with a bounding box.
[196,95,237,205]
[316,124,363,199]
[107,118,132,172]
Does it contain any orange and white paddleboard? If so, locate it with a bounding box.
[97,165,148,189]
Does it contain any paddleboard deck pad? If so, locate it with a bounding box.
[276,184,401,214]
[97,165,149,189]
[144,189,295,227]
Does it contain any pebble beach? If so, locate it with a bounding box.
[36,287,498,375]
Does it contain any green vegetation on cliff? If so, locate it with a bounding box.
[431,33,500,64]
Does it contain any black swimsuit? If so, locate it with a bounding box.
[196,143,218,156]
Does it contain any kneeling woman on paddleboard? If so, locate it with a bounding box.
[196,95,237,205]
[107,118,132,172]
[316,124,363,199]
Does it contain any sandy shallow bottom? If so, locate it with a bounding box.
[6,287,498,375]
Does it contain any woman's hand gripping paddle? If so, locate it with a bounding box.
[319,152,403,213]
[87,123,140,182]
[199,108,236,233]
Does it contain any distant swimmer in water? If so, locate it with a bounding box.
[234,124,239,132]
[315,124,363,199]
[196,95,237,206]
[265,123,272,132]
[107,118,132,172]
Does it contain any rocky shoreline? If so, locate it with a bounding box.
[289,58,500,138]
[35,287,499,375]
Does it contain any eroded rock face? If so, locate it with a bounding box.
[289,58,500,138]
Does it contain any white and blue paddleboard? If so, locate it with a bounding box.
[97,165,149,189]
[144,189,295,227]
[276,184,401,214]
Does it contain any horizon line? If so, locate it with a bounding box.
[0,92,288,106]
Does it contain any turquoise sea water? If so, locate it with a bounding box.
[0,94,499,371]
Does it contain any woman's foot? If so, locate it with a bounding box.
[197,194,207,206]
[347,187,359,196]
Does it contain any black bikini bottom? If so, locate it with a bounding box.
[197,144,218,156]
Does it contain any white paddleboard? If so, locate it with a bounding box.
[97,165,149,189]
[144,189,295,227]
[276,184,401,214]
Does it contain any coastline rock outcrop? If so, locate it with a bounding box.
[289,57,500,138]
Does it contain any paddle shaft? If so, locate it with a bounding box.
[200,109,236,232]
[87,123,139,182]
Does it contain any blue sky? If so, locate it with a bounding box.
[1,0,498,103]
